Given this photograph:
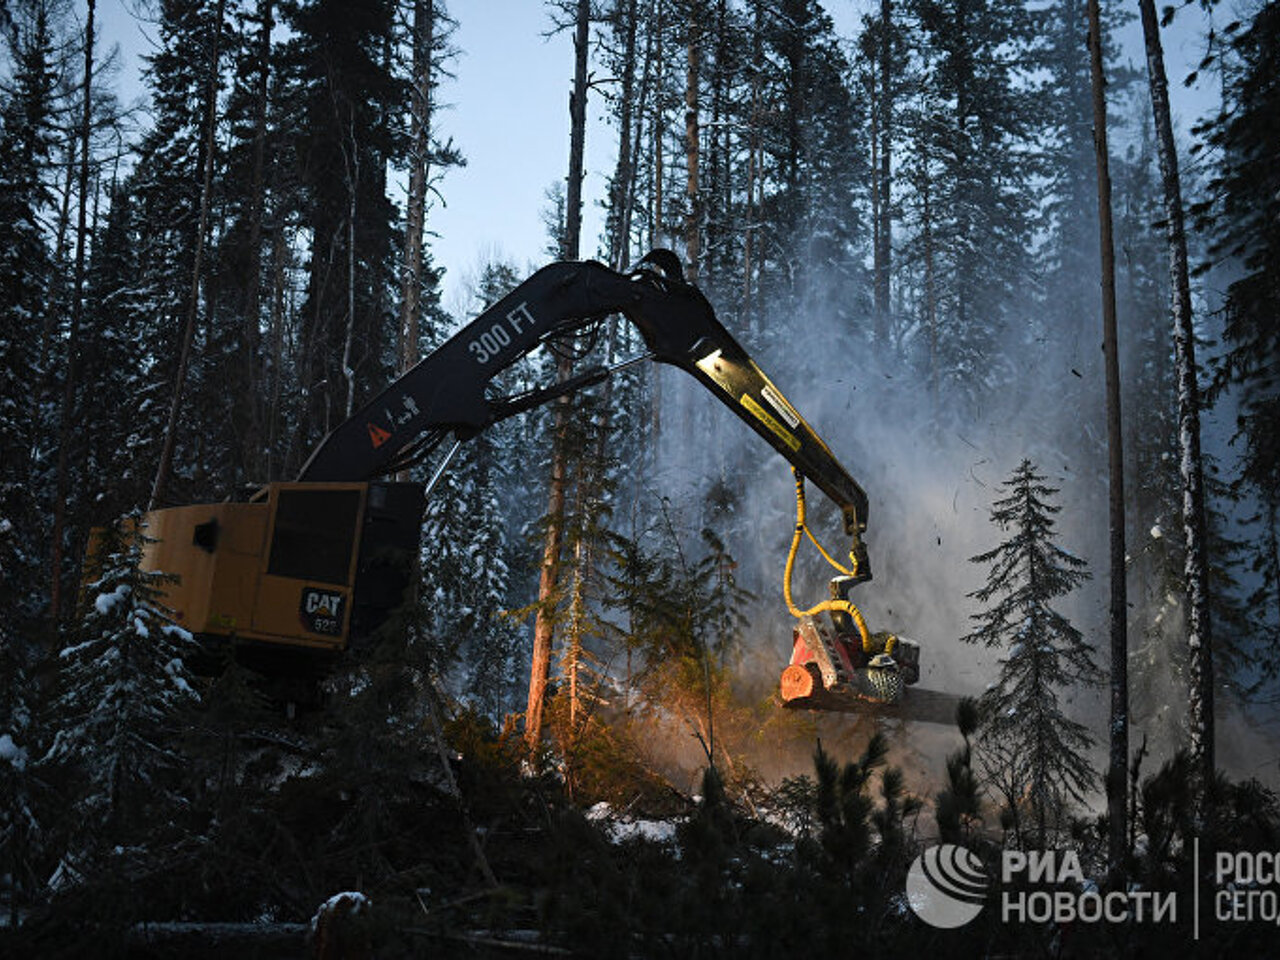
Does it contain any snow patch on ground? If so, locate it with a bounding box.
[586,802,679,845]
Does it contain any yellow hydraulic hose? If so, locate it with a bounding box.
[784,469,894,657]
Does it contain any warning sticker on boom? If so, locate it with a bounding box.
[760,383,801,429]
[741,394,801,452]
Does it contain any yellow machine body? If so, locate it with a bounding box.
[139,482,372,654]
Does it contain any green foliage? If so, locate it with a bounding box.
[1195,1,1280,694]
[812,733,884,875]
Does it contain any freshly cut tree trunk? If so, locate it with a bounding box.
[1138,0,1215,788]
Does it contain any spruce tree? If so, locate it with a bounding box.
[903,0,1044,412]
[115,0,224,508]
[0,0,60,641]
[963,459,1101,846]
[1197,1,1280,687]
[284,0,404,461]
[751,0,867,326]
[43,514,199,848]
[0,609,37,925]
[423,260,528,719]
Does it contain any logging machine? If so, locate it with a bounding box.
[131,251,934,715]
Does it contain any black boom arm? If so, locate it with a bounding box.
[298,252,870,543]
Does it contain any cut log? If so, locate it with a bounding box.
[780,662,821,702]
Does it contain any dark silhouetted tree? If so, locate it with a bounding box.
[963,460,1101,846]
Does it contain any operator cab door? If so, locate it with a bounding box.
[252,483,366,649]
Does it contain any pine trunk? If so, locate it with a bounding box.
[1138,0,1214,788]
[341,140,358,419]
[743,3,762,332]
[527,0,591,752]
[607,0,639,271]
[650,1,665,446]
[1088,0,1128,878]
[242,0,274,478]
[563,0,590,261]
[874,0,892,344]
[400,0,433,374]
[922,172,938,406]
[49,0,95,625]
[265,217,288,479]
[149,0,226,510]
[684,10,700,281]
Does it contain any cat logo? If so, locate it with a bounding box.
[300,588,346,636]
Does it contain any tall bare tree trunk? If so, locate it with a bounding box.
[340,128,358,420]
[49,0,95,626]
[651,0,664,252]
[918,158,938,407]
[742,3,762,333]
[684,8,700,281]
[1138,0,1214,789]
[401,0,433,375]
[395,0,451,498]
[649,2,665,449]
[1088,0,1128,878]
[242,0,274,478]
[265,218,288,480]
[149,0,226,510]
[607,0,639,271]
[527,0,591,752]
[873,0,892,345]
[563,0,590,261]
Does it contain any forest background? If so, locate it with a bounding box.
[1,0,1278,953]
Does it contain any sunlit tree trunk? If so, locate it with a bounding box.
[527,0,591,752]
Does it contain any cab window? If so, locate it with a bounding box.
[267,488,361,585]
